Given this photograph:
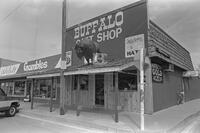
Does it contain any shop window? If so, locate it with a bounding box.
[35,78,56,99]
[1,82,14,96]
[118,73,137,91]
[80,75,88,90]
[72,75,88,90]
[72,75,78,90]
[14,81,25,96]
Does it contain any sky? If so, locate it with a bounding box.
[0,0,199,69]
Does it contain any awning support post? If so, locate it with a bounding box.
[114,72,119,122]
[50,77,54,112]
[76,75,80,116]
[31,79,35,110]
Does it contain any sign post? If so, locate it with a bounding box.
[140,48,145,131]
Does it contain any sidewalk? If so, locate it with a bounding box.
[18,102,138,133]
[18,99,200,133]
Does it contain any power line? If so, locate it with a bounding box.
[0,0,26,26]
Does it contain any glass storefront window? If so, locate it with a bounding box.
[118,73,137,91]
[14,81,25,96]
[35,78,56,99]
[0,82,14,96]
[80,75,88,90]
[72,75,89,90]
[72,75,78,90]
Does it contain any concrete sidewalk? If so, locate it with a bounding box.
[18,102,138,133]
[18,99,200,133]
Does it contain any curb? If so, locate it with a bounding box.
[166,110,200,133]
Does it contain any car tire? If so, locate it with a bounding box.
[6,105,17,117]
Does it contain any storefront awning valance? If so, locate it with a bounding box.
[26,68,60,79]
[64,58,140,76]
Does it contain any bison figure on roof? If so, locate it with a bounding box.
[74,38,100,65]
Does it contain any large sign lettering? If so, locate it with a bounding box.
[74,11,123,44]
[24,60,48,72]
[0,64,20,76]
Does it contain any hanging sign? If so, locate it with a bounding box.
[125,34,144,58]
[152,63,163,83]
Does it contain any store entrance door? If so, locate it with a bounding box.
[95,74,104,106]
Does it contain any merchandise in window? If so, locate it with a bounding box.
[35,79,56,99]
[118,73,137,91]
[80,75,88,90]
[0,82,14,96]
[14,81,25,96]
[73,75,89,90]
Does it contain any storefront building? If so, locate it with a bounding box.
[0,0,194,116]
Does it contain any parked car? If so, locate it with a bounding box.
[0,88,20,117]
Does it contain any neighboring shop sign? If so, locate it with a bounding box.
[152,63,163,83]
[0,54,61,77]
[66,1,148,66]
[125,34,144,58]
[24,60,48,72]
[0,64,20,76]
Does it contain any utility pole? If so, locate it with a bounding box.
[60,0,67,115]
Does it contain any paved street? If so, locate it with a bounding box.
[0,113,94,133]
[181,117,200,133]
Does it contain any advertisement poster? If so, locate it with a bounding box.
[152,63,163,83]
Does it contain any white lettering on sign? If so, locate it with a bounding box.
[0,64,20,76]
[24,60,48,72]
[74,11,123,43]
[125,34,144,58]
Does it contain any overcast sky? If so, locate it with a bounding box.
[0,0,199,69]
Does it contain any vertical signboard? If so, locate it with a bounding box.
[152,63,163,83]
[66,0,148,66]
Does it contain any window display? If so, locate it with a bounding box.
[1,81,26,96]
[14,81,25,96]
[118,73,137,91]
[80,75,88,90]
[72,75,88,90]
[34,78,57,99]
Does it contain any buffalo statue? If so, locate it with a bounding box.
[74,38,100,65]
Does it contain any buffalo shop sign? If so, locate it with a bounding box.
[152,63,163,83]
[66,1,148,66]
[74,11,123,43]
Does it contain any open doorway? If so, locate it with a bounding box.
[95,74,104,106]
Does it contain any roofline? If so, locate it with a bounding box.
[149,20,194,70]
[149,20,190,54]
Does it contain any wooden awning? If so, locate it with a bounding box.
[64,58,140,76]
